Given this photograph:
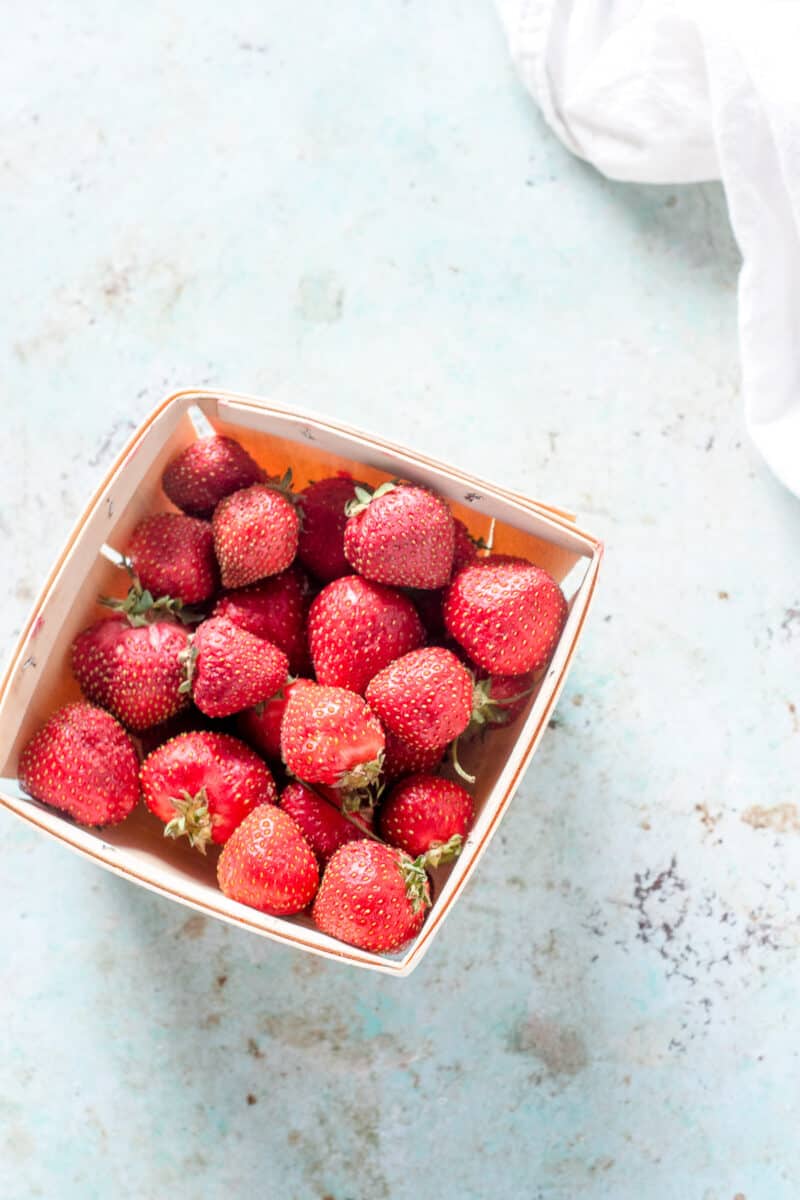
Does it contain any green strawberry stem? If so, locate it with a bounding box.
[449,739,476,785]
[338,753,385,811]
[265,467,297,504]
[164,787,213,854]
[422,834,464,869]
[344,479,399,518]
[304,782,386,842]
[469,678,537,729]
[100,560,203,628]
[399,855,432,914]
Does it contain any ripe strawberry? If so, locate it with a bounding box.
[470,668,537,729]
[141,730,277,851]
[307,575,424,694]
[280,683,385,796]
[451,518,479,575]
[237,678,314,761]
[344,481,455,589]
[312,840,429,952]
[365,646,473,750]
[19,702,139,827]
[297,475,363,582]
[188,616,288,718]
[378,774,473,865]
[382,730,446,784]
[72,616,189,730]
[162,435,265,518]
[213,566,310,674]
[443,555,568,674]
[213,483,299,589]
[127,512,218,605]
[218,805,319,914]
[280,781,362,863]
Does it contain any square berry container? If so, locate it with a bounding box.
[0,390,602,976]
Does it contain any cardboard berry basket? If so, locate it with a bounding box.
[0,389,602,976]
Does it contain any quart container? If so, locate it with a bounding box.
[0,390,602,975]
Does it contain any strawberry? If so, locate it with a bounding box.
[237,678,314,761]
[212,483,300,589]
[365,646,473,750]
[297,475,363,582]
[162,435,265,518]
[344,481,455,589]
[19,702,139,827]
[280,781,362,863]
[218,805,319,915]
[378,774,473,865]
[187,616,289,718]
[72,616,189,730]
[443,555,568,674]
[126,512,218,605]
[213,566,310,674]
[451,518,479,575]
[469,668,537,729]
[280,682,385,797]
[312,840,429,952]
[382,730,446,783]
[307,575,425,695]
[141,730,277,851]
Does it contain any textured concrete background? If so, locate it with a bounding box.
[2,2,799,1198]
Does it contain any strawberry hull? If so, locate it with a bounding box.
[0,390,602,977]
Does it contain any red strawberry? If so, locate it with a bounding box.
[378,774,473,865]
[213,566,310,674]
[297,475,363,582]
[141,730,277,851]
[127,512,218,605]
[344,481,455,589]
[188,616,288,718]
[308,575,425,695]
[451,518,479,575]
[312,840,429,952]
[218,805,319,914]
[162,435,265,518]
[280,683,385,796]
[470,668,537,729]
[365,646,473,750]
[237,678,314,761]
[212,483,300,589]
[72,616,189,730]
[443,555,567,673]
[19,702,139,827]
[382,730,446,784]
[280,781,362,863]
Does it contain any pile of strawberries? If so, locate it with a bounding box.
[18,433,568,954]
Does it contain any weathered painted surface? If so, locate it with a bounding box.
[2,2,798,1198]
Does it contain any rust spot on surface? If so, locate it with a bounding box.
[247,1037,264,1059]
[742,803,800,833]
[181,915,207,939]
[695,803,720,834]
[246,1093,257,1106]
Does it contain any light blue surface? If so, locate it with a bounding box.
[2,3,799,1198]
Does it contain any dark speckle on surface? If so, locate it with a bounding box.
[247,1038,265,1060]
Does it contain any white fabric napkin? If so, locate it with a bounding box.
[496,0,800,497]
